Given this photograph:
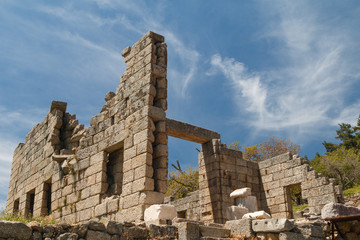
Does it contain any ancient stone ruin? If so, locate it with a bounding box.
[6,31,344,226]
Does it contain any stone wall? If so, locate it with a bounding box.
[6,101,84,219]
[164,191,200,221]
[6,31,169,223]
[0,220,177,240]
[6,30,343,225]
[258,152,342,218]
[199,139,261,223]
[1,218,360,240]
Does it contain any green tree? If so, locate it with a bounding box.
[323,115,360,152]
[312,147,360,188]
[229,136,301,162]
[165,160,199,200]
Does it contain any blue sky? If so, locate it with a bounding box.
[1,0,360,208]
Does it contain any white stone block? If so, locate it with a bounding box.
[230,188,251,198]
[144,204,176,226]
[321,202,360,218]
[242,210,271,219]
[225,206,249,220]
[235,196,258,212]
[252,218,294,232]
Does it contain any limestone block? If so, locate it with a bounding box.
[252,219,295,233]
[144,204,176,226]
[139,191,164,205]
[199,225,231,238]
[224,219,254,238]
[87,230,110,240]
[226,206,249,220]
[124,226,148,239]
[95,202,107,217]
[235,196,258,212]
[0,221,32,240]
[105,91,115,102]
[106,221,123,235]
[278,232,305,240]
[242,210,271,219]
[174,222,200,240]
[295,222,325,238]
[321,202,360,218]
[230,188,252,198]
[58,233,78,240]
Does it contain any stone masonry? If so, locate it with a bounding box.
[6,31,343,224]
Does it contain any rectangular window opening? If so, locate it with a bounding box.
[42,179,52,216]
[177,210,187,219]
[106,146,124,196]
[25,189,35,217]
[13,198,19,215]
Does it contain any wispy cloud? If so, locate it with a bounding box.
[210,1,360,135]
[0,106,44,208]
[86,0,201,97]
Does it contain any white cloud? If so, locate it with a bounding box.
[164,31,200,97]
[210,1,360,135]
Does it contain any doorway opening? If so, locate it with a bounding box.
[285,184,308,219]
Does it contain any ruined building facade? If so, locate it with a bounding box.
[6,32,343,224]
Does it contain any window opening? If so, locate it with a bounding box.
[42,179,52,215]
[177,210,187,218]
[106,147,124,196]
[13,198,19,214]
[25,189,35,217]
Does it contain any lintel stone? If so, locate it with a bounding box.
[166,118,220,143]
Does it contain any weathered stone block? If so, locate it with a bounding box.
[175,222,200,240]
[226,206,249,220]
[87,230,110,240]
[144,204,177,226]
[106,221,123,235]
[279,232,305,240]
[252,219,295,233]
[94,202,107,217]
[224,219,254,238]
[321,202,360,218]
[230,188,251,198]
[0,221,32,240]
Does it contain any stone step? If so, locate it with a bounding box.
[201,238,238,240]
[199,225,231,238]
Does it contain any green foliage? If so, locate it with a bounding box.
[229,136,301,162]
[312,147,360,189]
[292,203,308,212]
[0,208,56,225]
[311,115,360,190]
[343,185,360,196]
[165,160,199,200]
[323,115,360,152]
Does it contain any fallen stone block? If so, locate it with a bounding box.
[174,221,200,240]
[242,210,271,219]
[235,196,258,212]
[226,206,249,220]
[0,221,32,240]
[321,202,360,218]
[144,204,177,226]
[252,218,295,232]
[199,225,231,238]
[230,188,251,198]
[87,230,111,240]
[224,219,254,238]
[279,231,306,240]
